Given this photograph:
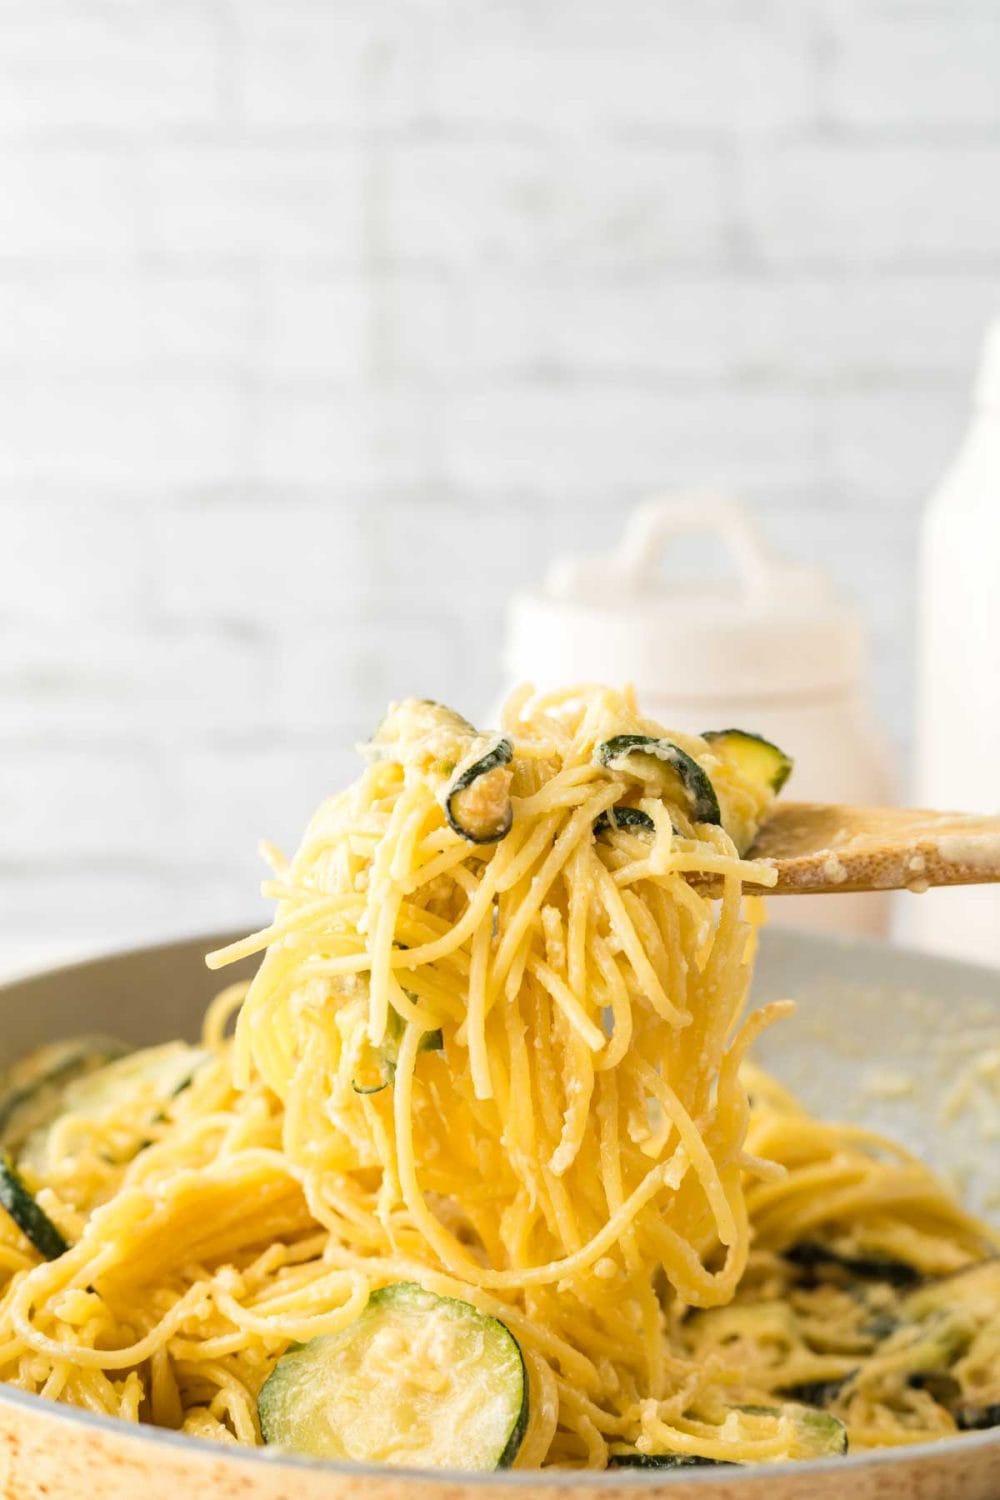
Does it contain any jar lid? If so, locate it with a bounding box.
[503,495,865,701]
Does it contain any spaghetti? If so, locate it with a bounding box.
[0,685,994,1468]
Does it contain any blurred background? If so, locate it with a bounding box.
[2,0,999,956]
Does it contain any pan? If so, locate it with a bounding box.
[0,928,996,1500]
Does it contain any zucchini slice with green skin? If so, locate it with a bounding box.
[703,729,794,795]
[19,1042,211,1179]
[957,1403,1000,1431]
[352,1012,444,1096]
[594,736,721,827]
[611,1405,846,1467]
[779,1377,852,1409]
[738,1404,848,1458]
[784,1241,921,1289]
[784,1405,849,1458]
[593,806,657,838]
[882,1314,976,1387]
[909,1370,962,1405]
[897,1258,1000,1418]
[0,1036,128,1151]
[444,737,514,845]
[610,1454,739,1469]
[258,1282,528,1470]
[367,699,515,846]
[0,1154,67,1259]
[368,698,478,763]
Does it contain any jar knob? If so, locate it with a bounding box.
[548,493,790,608]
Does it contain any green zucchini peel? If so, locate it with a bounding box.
[444,737,514,845]
[593,806,657,838]
[595,735,721,826]
[0,1153,67,1260]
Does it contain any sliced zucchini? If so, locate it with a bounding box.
[956,1403,1000,1431]
[784,1241,921,1289]
[258,1282,528,1470]
[610,1454,739,1469]
[784,1405,849,1458]
[893,1317,976,1381]
[612,1406,846,1467]
[778,1377,852,1408]
[414,1026,444,1054]
[351,1046,396,1097]
[0,1154,67,1259]
[593,806,657,838]
[368,698,477,764]
[19,1042,211,1179]
[896,1259,1000,1416]
[908,1370,962,1405]
[739,1404,848,1458]
[367,699,514,846]
[594,736,721,827]
[351,1012,444,1096]
[703,729,794,796]
[684,1298,801,1349]
[444,737,514,845]
[0,1036,127,1151]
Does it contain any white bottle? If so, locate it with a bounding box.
[498,496,896,937]
[910,322,1000,964]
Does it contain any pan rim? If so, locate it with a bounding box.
[0,1374,996,1487]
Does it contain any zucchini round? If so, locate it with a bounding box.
[366,700,515,845]
[957,1403,1000,1431]
[898,1258,1000,1420]
[444,737,514,845]
[352,1013,444,1096]
[594,736,721,827]
[610,1404,846,1466]
[738,1404,848,1458]
[258,1281,528,1470]
[790,1407,849,1457]
[0,1154,67,1260]
[703,728,794,795]
[368,699,477,761]
[778,1377,851,1409]
[19,1042,211,1179]
[0,1036,127,1151]
[785,1240,921,1289]
[593,806,657,838]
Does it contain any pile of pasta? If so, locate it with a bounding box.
[0,685,994,1466]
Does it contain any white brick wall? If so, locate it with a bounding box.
[1,0,998,949]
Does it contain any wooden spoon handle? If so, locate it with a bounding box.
[745,803,1000,896]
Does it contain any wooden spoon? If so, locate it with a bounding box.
[741,803,1000,896]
